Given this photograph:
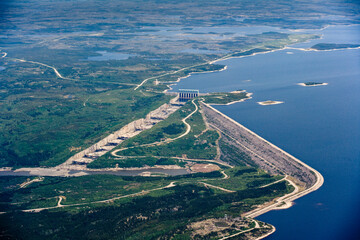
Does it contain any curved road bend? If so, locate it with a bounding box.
[112,99,198,156]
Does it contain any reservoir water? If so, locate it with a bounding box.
[171,25,360,239]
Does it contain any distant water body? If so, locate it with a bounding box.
[171,25,360,239]
[86,51,132,61]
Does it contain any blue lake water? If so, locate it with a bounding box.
[86,51,132,61]
[293,24,360,48]
[171,25,360,239]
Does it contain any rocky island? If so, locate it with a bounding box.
[257,100,284,105]
[298,82,328,87]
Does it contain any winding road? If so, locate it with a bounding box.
[112,99,198,156]
[219,220,261,240]
[14,58,73,80]
[23,182,177,213]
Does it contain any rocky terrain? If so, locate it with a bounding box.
[201,103,317,188]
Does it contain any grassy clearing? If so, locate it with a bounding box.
[119,128,219,159]
[204,166,284,191]
[118,101,218,160]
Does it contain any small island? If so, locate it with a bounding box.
[310,43,360,51]
[257,100,284,106]
[298,82,328,87]
[202,90,252,105]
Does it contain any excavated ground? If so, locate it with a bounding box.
[59,99,183,169]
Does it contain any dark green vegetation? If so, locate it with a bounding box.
[163,123,185,135]
[1,87,170,167]
[311,43,360,50]
[0,167,291,239]
[0,175,166,211]
[303,82,324,86]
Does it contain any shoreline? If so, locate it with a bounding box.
[255,225,276,240]
[202,102,324,237]
[163,44,299,94]
[288,24,330,32]
[286,45,360,52]
[163,65,228,93]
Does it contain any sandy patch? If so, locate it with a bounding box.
[190,163,220,173]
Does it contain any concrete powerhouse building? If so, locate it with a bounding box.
[178,89,199,101]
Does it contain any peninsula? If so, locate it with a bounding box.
[0,92,323,239]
